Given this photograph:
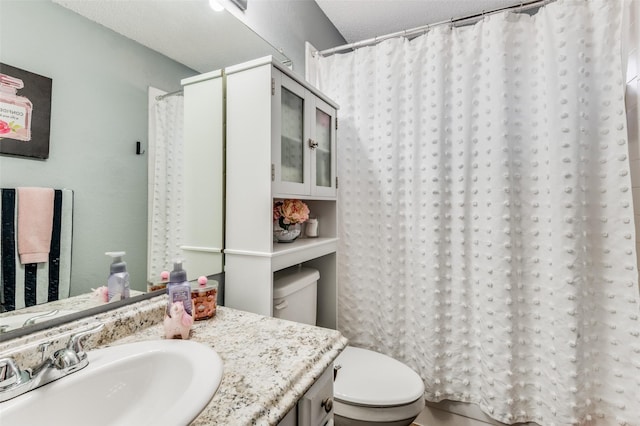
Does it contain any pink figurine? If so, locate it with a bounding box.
[91,286,109,303]
[163,301,194,339]
[160,271,170,281]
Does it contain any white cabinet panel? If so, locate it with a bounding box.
[181,70,224,279]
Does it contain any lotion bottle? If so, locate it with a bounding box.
[166,260,193,317]
[105,251,130,302]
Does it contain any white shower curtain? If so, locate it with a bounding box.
[315,1,640,424]
[147,89,184,282]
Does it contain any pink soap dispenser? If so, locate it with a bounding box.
[163,260,194,339]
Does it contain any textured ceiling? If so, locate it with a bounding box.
[315,0,525,44]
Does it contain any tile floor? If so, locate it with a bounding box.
[412,401,539,426]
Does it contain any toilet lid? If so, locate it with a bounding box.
[333,346,425,407]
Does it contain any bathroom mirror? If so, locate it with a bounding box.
[0,0,290,339]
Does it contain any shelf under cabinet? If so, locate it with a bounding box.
[224,237,338,272]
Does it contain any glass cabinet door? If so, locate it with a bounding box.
[315,108,331,188]
[272,69,336,198]
[273,72,311,196]
[281,87,304,184]
[310,97,336,197]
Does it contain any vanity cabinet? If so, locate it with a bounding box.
[224,57,339,329]
[279,365,334,426]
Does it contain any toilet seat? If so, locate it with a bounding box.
[334,346,425,407]
[334,397,425,424]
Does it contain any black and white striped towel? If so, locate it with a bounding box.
[0,188,73,312]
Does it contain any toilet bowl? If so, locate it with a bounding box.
[333,346,425,426]
[273,267,425,426]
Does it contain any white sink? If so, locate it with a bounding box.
[0,339,224,425]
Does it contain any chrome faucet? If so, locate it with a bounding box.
[0,323,104,402]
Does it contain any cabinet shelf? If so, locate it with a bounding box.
[272,237,338,271]
[282,134,303,145]
[224,237,338,272]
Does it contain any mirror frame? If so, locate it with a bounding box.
[0,290,162,343]
[0,271,225,342]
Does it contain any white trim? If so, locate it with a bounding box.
[180,246,223,253]
[305,41,319,86]
[147,86,165,281]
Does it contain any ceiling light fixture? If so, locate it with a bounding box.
[208,0,224,12]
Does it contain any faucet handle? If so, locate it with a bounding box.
[0,358,30,390]
[67,323,105,357]
[52,348,82,370]
[22,310,59,327]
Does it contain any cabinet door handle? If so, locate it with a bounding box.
[308,138,318,149]
[321,397,333,412]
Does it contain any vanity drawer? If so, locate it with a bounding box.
[298,366,334,426]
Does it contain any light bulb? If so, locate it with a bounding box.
[209,0,224,12]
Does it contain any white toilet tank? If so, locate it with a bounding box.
[273,266,319,325]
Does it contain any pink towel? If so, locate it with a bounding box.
[17,187,54,264]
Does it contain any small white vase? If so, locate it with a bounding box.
[274,223,301,243]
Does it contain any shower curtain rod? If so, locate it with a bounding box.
[155,89,183,101]
[317,0,553,57]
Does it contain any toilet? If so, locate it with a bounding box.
[273,267,425,426]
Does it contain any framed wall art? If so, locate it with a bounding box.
[0,63,52,159]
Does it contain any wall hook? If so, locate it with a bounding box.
[136,141,145,155]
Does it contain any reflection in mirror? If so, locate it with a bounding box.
[0,0,289,337]
[0,290,162,343]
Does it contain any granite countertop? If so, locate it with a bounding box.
[105,305,348,425]
[0,295,347,425]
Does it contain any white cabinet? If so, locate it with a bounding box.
[224,57,339,329]
[272,71,337,198]
[180,70,224,279]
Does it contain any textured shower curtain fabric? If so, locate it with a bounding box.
[149,95,184,281]
[316,1,640,425]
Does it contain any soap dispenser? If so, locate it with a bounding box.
[105,251,130,302]
[166,260,193,317]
